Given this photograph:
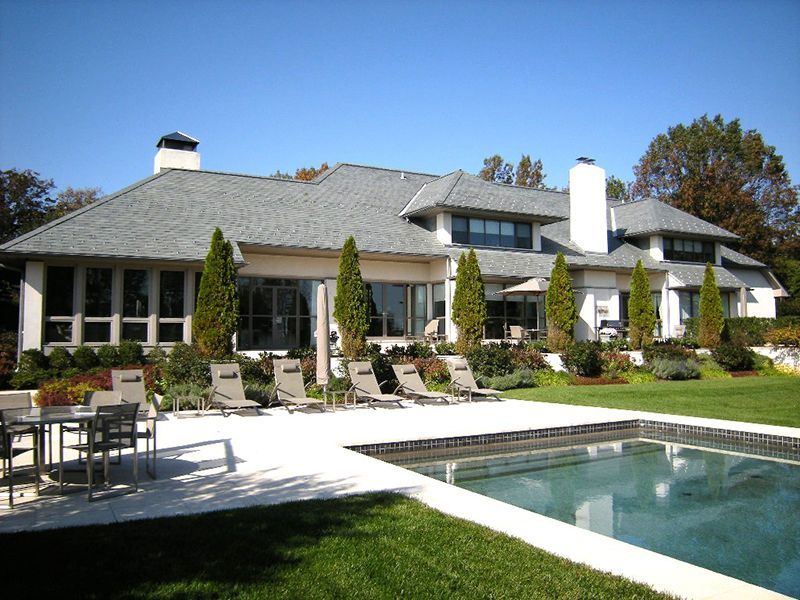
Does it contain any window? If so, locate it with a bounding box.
[159,271,185,342]
[44,266,75,343]
[664,238,715,263]
[620,291,662,336]
[84,267,113,342]
[484,283,545,339]
[122,269,150,342]
[451,216,533,249]
[365,282,427,338]
[237,278,320,350]
[433,283,446,335]
[678,291,735,323]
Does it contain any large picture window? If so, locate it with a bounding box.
[452,216,533,249]
[44,266,75,343]
[664,238,714,263]
[237,278,320,350]
[365,282,428,338]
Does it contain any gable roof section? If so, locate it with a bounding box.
[613,198,739,241]
[400,170,567,223]
[667,264,746,290]
[720,245,765,268]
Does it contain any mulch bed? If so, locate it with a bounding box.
[730,371,759,377]
[572,376,627,385]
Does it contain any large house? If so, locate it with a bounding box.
[0,133,786,356]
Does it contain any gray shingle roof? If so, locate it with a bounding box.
[668,264,746,289]
[400,170,566,223]
[613,199,739,241]
[720,245,765,268]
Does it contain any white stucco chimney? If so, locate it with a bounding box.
[569,158,608,254]
[153,131,200,174]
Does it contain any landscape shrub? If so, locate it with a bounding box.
[36,371,111,406]
[752,353,782,377]
[510,345,549,372]
[10,369,54,390]
[466,343,515,378]
[163,342,211,387]
[243,382,275,406]
[146,345,168,365]
[118,340,145,365]
[546,252,577,352]
[685,316,800,346]
[334,235,370,359]
[434,341,456,355]
[225,352,273,385]
[411,357,450,386]
[0,331,17,389]
[764,326,800,347]
[73,345,99,370]
[620,369,657,384]
[711,343,756,372]
[572,375,625,385]
[533,370,572,387]
[696,355,731,379]
[47,346,73,371]
[601,352,635,379]
[481,369,537,391]
[96,344,121,368]
[162,383,210,411]
[649,357,700,380]
[642,342,694,364]
[599,338,629,352]
[561,341,603,377]
[525,340,551,354]
[385,342,433,360]
[18,348,48,372]
[286,346,316,360]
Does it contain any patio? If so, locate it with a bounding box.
[1,399,795,599]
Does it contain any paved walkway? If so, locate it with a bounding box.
[1,398,796,599]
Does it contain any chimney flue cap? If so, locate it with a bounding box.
[576,156,595,165]
[156,131,200,151]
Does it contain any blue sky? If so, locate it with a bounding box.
[1,0,798,195]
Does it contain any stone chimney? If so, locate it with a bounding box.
[569,158,608,254]
[154,132,200,174]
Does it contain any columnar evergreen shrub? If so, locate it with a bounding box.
[546,253,577,352]
[698,263,724,348]
[73,345,99,370]
[628,260,656,350]
[193,227,239,358]
[451,249,486,355]
[333,236,370,359]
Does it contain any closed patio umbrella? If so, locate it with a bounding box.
[315,283,330,386]
[495,277,549,296]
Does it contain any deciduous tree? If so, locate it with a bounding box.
[631,114,799,264]
[193,228,239,357]
[627,260,656,349]
[333,236,369,359]
[48,187,103,220]
[698,263,724,348]
[514,154,546,188]
[0,169,55,243]
[605,175,630,201]
[294,162,329,181]
[452,249,486,355]
[478,155,513,184]
[545,252,577,352]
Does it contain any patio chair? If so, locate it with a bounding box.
[209,363,262,416]
[271,359,325,414]
[0,393,36,478]
[1,407,40,508]
[61,402,140,501]
[423,318,444,343]
[447,359,502,401]
[347,361,405,408]
[112,369,150,416]
[133,393,162,480]
[391,364,451,404]
[505,325,530,342]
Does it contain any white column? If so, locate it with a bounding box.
[22,261,44,350]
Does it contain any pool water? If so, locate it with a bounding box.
[408,439,800,597]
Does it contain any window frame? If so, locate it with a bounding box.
[43,265,77,345]
[451,214,535,250]
[663,237,715,263]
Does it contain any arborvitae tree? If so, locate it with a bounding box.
[193,227,239,357]
[451,249,486,355]
[627,260,656,349]
[698,262,725,348]
[333,236,369,359]
[545,252,578,352]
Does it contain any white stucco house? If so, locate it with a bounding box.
[0,133,787,356]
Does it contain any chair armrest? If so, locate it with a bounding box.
[304,380,315,390]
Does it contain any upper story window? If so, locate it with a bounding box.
[452,216,532,249]
[663,237,714,263]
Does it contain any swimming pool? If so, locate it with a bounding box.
[393,434,800,597]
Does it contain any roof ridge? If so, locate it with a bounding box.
[0,170,171,250]
[335,162,439,177]
[164,167,319,185]
[439,170,465,207]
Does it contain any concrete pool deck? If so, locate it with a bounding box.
[1,398,797,599]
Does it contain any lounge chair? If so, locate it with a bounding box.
[347,361,405,407]
[272,359,326,413]
[112,369,150,415]
[447,359,502,401]
[209,363,262,416]
[391,364,451,404]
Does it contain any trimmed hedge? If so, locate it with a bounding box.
[684,316,800,345]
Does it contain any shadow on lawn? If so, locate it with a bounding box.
[5,492,411,598]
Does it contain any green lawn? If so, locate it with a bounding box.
[505,376,800,427]
[4,493,671,599]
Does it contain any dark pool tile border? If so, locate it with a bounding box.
[348,419,800,460]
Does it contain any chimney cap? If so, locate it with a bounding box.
[156,131,200,150]
[576,156,595,165]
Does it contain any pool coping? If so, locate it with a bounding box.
[347,414,799,600]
